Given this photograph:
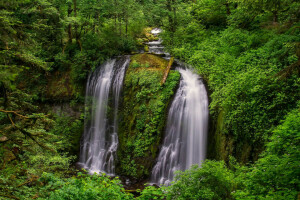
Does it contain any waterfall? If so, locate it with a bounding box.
[151,65,209,186]
[78,56,130,175]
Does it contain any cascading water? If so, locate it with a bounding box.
[78,56,130,175]
[151,65,209,186]
[146,28,171,59]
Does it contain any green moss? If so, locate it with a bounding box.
[208,109,259,164]
[130,53,168,69]
[144,45,149,52]
[46,70,75,100]
[208,110,234,163]
[117,54,180,180]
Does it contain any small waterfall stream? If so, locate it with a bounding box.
[151,65,209,186]
[146,28,171,59]
[78,56,130,175]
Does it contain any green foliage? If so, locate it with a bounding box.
[161,0,300,162]
[45,172,133,200]
[0,111,82,199]
[1,0,299,199]
[120,156,138,178]
[144,109,299,199]
[137,186,166,200]
[191,0,228,28]
[150,1,300,199]
[166,161,235,200]
[50,114,84,154]
[234,108,300,199]
[139,108,299,200]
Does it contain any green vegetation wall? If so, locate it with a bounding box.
[159,0,300,164]
[117,54,180,180]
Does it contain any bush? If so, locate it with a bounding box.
[46,173,133,200]
[166,161,235,200]
[137,186,166,200]
[234,108,300,199]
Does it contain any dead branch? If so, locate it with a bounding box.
[7,114,15,126]
[161,57,174,85]
[0,194,20,200]
[17,128,56,153]
[17,175,39,188]
[77,39,82,51]
[0,109,28,119]
[5,116,56,153]
[275,60,300,80]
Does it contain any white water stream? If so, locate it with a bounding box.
[78,56,130,175]
[151,65,209,186]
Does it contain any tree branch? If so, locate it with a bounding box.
[0,194,20,200]
[0,109,28,119]
[4,114,56,153]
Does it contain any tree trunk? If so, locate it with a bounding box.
[125,13,128,37]
[161,57,174,85]
[173,0,177,31]
[273,10,278,24]
[166,0,172,31]
[67,4,72,43]
[119,15,122,36]
[225,2,231,15]
[73,0,79,41]
[114,0,118,33]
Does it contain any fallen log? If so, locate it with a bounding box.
[161,57,174,85]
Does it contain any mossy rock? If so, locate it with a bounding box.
[130,53,168,69]
[136,38,144,46]
[116,53,180,180]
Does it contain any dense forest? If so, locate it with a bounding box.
[0,0,299,199]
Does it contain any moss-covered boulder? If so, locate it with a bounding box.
[116,54,180,180]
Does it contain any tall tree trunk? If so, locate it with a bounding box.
[0,85,8,109]
[225,2,231,15]
[119,17,122,36]
[67,3,72,43]
[167,0,176,44]
[114,0,118,33]
[173,0,176,31]
[73,0,79,41]
[125,17,128,37]
[273,10,278,24]
[166,0,172,31]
